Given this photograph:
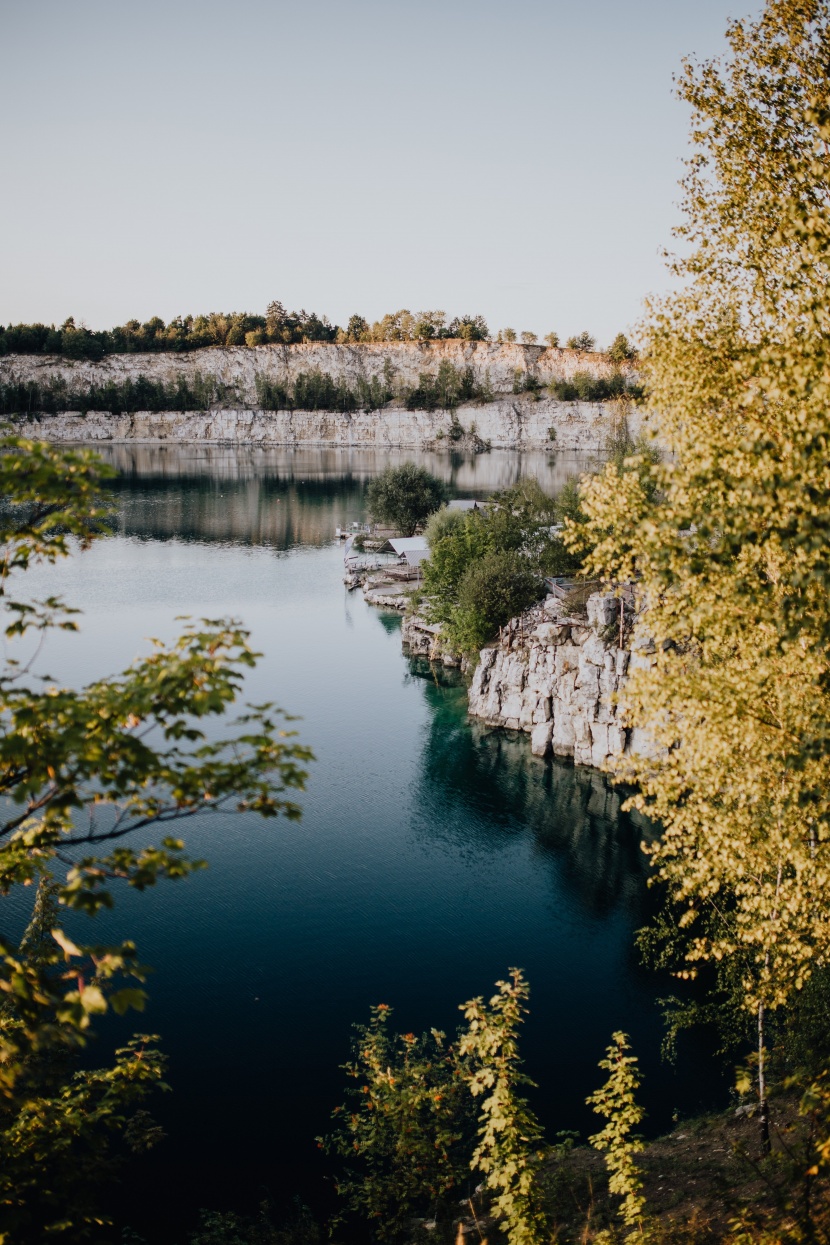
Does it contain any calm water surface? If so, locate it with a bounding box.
[6,447,717,1239]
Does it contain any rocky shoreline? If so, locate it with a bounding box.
[352,563,651,772]
[465,590,651,770]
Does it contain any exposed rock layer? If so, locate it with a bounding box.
[467,592,652,769]
[2,342,647,450]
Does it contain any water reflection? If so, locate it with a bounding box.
[407,659,652,918]
[94,444,594,548]
[9,446,720,1242]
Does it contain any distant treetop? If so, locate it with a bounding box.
[565,331,596,352]
[0,306,618,359]
[608,332,637,363]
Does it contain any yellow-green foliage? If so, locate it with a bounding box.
[0,435,312,1235]
[569,0,830,1047]
[319,1004,475,1240]
[587,1033,646,1235]
[459,969,549,1245]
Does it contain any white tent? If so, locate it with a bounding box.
[387,536,429,566]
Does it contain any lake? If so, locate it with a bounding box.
[3,445,718,1241]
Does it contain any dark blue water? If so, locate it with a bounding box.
[3,446,718,1241]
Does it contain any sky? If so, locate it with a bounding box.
[0,0,760,347]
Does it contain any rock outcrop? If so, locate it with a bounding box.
[467,591,647,769]
[1,339,629,401]
[1,341,649,451]
[8,399,639,453]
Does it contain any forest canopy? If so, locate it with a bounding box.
[0,305,621,359]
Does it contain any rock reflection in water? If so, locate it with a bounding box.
[95,444,595,549]
[407,657,653,919]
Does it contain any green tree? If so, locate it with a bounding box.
[449,551,542,654]
[571,0,830,1152]
[366,463,446,536]
[587,1033,646,1236]
[608,332,636,363]
[543,332,560,348]
[422,480,584,649]
[520,331,538,345]
[459,970,549,1245]
[413,310,447,340]
[565,331,596,352]
[501,328,517,343]
[345,314,368,342]
[320,1005,476,1240]
[0,435,312,1238]
[446,315,489,341]
[422,508,495,629]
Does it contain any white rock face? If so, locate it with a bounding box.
[531,721,554,756]
[468,591,635,771]
[1,342,651,451]
[9,401,636,452]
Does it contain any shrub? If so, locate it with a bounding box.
[565,331,596,352]
[548,371,629,402]
[608,332,636,363]
[254,370,392,412]
[319,1005,476,1240]
[404,361,483,410]
[0,373,238,416]
[366,463,446,536]
[449,550,542,653]
[512,370,541,397]
[543,332,560,348]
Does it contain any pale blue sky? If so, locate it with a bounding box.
[1,0,757,346]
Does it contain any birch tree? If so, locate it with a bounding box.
[569,0,830,1147]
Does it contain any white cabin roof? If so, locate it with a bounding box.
[388,537,428,554]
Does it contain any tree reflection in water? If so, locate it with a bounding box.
[406,657,655,921]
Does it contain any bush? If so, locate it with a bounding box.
[565,331,596,352]
[548,371,631,402]
[422,479,590,651]
[0,373,238,416]
[404,361,484,410]
[608,332,636,363]
[254,370,392,412]
[422,507,492,620]
[449,551,542,653]
[366,463,446,536]
[512,369,542,396]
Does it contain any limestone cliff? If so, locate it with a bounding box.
[467,590,655,770]
[1,341,647,450]
[0,339,629,399]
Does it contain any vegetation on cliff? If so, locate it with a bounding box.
[0,303,629,360]
[0,360,638,417]
[325,3,830,1242]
